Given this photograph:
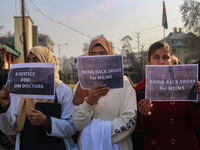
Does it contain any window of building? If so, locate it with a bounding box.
[172,49,176,53]
[6,53,9,61]
[11,56,14,62]
[39,39,44,42]
[184,48,188,53]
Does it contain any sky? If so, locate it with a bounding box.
[0,0,185,60]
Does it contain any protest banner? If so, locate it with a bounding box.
[77,55,124,89]
[7,63,55,99]
[145,64,198,101]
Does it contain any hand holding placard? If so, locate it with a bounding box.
[7,63,55,99]
[138,99,153,116]
[86,85,109,105]
[193,81,200,104]
[0,86,10,110]
[145,64,198,101]
[77,55,124,90]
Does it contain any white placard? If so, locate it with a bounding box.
[77,55,124,90]
[145,64,198,101]
[7,63,55,99]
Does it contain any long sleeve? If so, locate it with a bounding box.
[72,100,94,131]
[111,79,137,144]
[72,78,137,150]
[0,96,19,135]
[49,82,76,138]
[0,82,77,150]
[188,102,200,130]
[135,111,155,134]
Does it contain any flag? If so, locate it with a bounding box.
[162,1,168,29]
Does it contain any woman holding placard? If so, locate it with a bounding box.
[132,41,200,150]
[0,46,77,150]
[0,52,15,150]
[72,38,137,150]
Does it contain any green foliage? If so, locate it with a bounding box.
[125,53,144,84]
[180,0,200,35]
[58,70,67,84]
[121,36,133,54]
[121,35,145,84]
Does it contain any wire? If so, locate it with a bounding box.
[28,0,124,51]
[28,0,93,39]
[27,0,183,53]
[138,17,182,32]
[25,0,32,18]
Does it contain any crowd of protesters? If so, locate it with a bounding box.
[0,39,199,150]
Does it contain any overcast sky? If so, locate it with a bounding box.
[1,0,185,59]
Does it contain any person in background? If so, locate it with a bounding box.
[72,38,137,150]
[0,46,77,150]
[0,52,15,150]
[133,41,200,150]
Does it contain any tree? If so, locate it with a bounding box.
[0,26,5,39]
[59,70,67,84]
[180,1,200,62]
[184,32,200,63]
[120,35,143,84]
[180,0,200,35]
[82,43,89,54]
[121,36,133,55]
[61,55,78,84]
[61,56,72,83]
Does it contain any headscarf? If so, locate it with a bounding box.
[172,55,182,65]
[16,46,60,132]
[88,38,113,55]
[73,38,113,106]
[0,52,8,90]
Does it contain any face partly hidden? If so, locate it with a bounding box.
[148,48,172,65]
[27,53,41,63]
[89,45,108,56]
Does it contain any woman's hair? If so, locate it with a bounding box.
[172,55,182,65]
[148,41,172,62]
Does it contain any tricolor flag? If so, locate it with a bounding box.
[162,1,168,29]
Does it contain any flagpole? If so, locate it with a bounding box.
[162,1,167,41]
[163,28,165,41]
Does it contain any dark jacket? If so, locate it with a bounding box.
[133,77,200,150]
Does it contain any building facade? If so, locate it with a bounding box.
[0,43,20,70]
[38,33,54,52]
[162,27,199,64]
